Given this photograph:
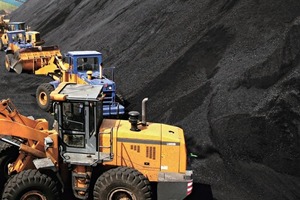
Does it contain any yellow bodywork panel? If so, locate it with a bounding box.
[100,119,186,182]
[18,48,61,73]
[34,56,59,75]
[161,125,187,173]
[19,48,61,61]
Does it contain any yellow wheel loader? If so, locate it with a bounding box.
[0,83,193,200]
[0,21,45,50]
[4,29,61,74]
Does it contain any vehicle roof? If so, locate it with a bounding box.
[7,30,26,34]
[26,31,40,34]
[59,84,103,101]
[67,51,102,56]
[8,22,25,24]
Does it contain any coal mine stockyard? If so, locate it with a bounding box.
[0,0,300,200]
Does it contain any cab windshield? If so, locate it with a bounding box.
[9,32,25,42]
[77,57,99,72]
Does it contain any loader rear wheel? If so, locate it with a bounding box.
[2,169,60,200]
[0,140,19,191]
[5,54,13,72]
[93,167,151,200]
[36,83,54,112]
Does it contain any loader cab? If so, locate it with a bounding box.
[8,22,25,31]
[7,30,26,43]
[7,30,32,49]
[51,84,109,165]
[64,51,102,74]
[26,31,45,46]
[63,51,125,116]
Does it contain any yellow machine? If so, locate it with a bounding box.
[0,21,45,50]
[4,29,61,74]
[26,31,45,46]
[0,83,193,200]
[0,15,9,50]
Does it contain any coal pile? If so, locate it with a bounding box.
[3,0,300,199]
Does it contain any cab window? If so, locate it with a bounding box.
[62,102,85,131]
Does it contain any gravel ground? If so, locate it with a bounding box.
[0,0,299,199]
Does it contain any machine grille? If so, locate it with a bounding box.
[130,145,140,153]
[146,146,156,160]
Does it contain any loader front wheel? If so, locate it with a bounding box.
[2,169,60,200]
[36,83,54,112]
[0,40,3,51]
[5,54,13,72]
[0,140,19,191]
[93,167,152,200]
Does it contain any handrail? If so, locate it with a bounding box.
[98,127,114,161]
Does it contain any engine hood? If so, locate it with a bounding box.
[99,119,187,174]
[100,119,183,146]
[77,72,115,86]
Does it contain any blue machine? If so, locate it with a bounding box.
[42,51,125,116]
[5,30,32,52]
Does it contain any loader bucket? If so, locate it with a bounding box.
[10,59,23,74]
[4,54,23,74]
[5,54,14,72]
[14,46,61,73]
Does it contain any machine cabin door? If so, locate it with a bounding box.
[59,100,101,165]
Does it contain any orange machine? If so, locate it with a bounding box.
[0,83,193,200]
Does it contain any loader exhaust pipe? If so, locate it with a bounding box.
[128,98,148,131]
[141,98,148,126]
[99,64,103,79]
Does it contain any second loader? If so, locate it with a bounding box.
[4,29,61,74]
[35,50,125,117]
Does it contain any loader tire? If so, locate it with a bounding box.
[2,169,60,200]
[5,54,13,72]
[36,83,54,112]
[0,40,3,51]
[93,167,152,200]
[0,140,19,191]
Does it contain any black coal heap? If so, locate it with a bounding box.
[4,0,300,199]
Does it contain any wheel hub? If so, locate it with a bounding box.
[39,92,48,105]
[109,189,136,200]
[20,190,47,200]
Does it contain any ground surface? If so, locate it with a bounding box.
[0,0,300,200]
